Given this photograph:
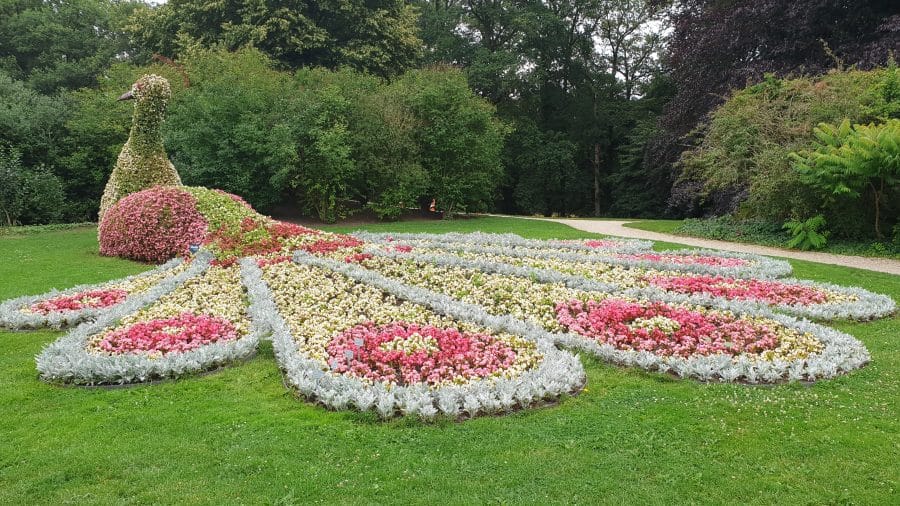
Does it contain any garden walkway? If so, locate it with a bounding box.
[543,218,900,276]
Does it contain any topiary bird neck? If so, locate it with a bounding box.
[129,100,167,154]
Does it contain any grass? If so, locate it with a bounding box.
[1,217,898,504]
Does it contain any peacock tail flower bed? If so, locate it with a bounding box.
[35,257,262,385]
[0,257,190,329]
[356,231,793,279]
[255,260,583,419]
[367,241,894,321]
[348,252,871,382]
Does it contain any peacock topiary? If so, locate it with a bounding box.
[98,74,182,222]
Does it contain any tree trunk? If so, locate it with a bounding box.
[873,180,883,239]
[593,142,601,217]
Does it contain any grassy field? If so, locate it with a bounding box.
[1,218,898,504]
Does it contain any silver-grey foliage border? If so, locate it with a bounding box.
[245,253,585,420]
[36,252,261,385]
[357,231,793,279]
[355,231,654,254]
[368,248,895,322]
[0,257,184,330]
[360,250,870,383]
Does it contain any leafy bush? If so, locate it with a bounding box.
[0,145,65,226]
[675,216,789,244]
[783,215,829,250]
[791,119,900,239]
[677,66,900,235]
[165,48,296,213]
[395,67,510,215]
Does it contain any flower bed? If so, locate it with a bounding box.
[250,258,583,419]
[0,257,187,330]
[1,222,883,407]
[371,243,894,321]
[36,255,261,385]
[358,232,792,278]
[348,252,870,382]
[355,231,654,254]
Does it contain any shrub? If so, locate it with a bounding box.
[98,186,207,263]
[0,145,66,226]
[791,119,900,239]
[678,66,899,234]
[19,165,66,225]
[783,215,829,250]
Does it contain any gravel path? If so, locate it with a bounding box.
[543,218,900,276]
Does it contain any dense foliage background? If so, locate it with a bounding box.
[1,0,898,242]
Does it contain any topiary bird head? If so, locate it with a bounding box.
[118,73,172,104]
[118,74,172,151]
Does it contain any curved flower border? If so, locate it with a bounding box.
[355,231,654,254]
[35,252,262,385]
[357,232,793,279]
[367,248,895,321]
[354,250,870,383]
[247,255,585,420]
[0,257,184,330]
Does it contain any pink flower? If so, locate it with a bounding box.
[646,274,829,305]
[555,299,780,357]
[325,322,518,386]
[99,186,208,263]
[96,313,238,355]
[30,289,128,314]
[618,253,749,267]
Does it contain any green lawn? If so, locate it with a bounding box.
[1,218,898,504]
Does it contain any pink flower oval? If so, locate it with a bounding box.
[326,322,518,386]
[30,289,128,314]
[96,313,238,355]
[555,299,780,357]
[645,274,830,305]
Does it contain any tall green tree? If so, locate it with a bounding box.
[0,0,143,93]
[129,0,423,77]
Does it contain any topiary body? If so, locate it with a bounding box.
[98,74,182,222]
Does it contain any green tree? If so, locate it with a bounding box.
[164,48,296,212]
[395,67,509,215]
[129,0,422,77]
[0,0,143,93]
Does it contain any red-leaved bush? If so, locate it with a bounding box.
[99,187,208,263]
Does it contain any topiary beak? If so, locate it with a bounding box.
[117,90,134,101]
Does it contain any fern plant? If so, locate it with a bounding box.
[790,119,900,239]
[783,215,829,250]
